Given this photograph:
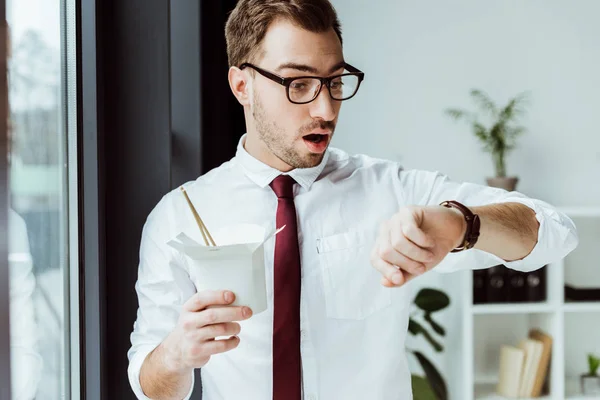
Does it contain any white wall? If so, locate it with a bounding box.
[331,0,600,207]
[330,0,600,396]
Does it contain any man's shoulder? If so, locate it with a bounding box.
[326,146,403,176]
[145,159,237,224]
[324,147,448,197]
[167,158,236,194]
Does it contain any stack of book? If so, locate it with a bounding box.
[496,329,553,398]
[474,265,547,304]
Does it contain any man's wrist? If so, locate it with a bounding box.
[440,200,481,252]
[159,336,189,376]
[449,207,468,249]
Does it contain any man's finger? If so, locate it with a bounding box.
[184,290,235,312]
[198,322,242,341]
[372,253,420,286]
[371,253,399,281]
[379,240,427,277]
[203,336,240,356]
[402,222,435,249]
[381,276,395,287]
[196,305,252,327]
[376,261,415,288]
[390,226,434,264]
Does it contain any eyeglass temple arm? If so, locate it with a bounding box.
[240,63,286,85]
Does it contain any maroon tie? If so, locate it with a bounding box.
[270,175,302,400]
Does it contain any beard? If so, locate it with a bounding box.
[251,90,335,169]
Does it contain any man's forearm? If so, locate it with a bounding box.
[471,202,539,262]
[139,341,193,400]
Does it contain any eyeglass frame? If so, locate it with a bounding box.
[239,62,365,105]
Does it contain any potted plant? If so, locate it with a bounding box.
[445,89,530,192]
[581,354,600,395]
[409,288,450,400]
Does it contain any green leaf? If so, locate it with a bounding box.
[473,122,490,149]
[424,312,446,336]
[408,319,443,352]
[408,317,420,335]
[444,108,469,121]
[499,91,529,123]
[470,89,498,116]
[589,354,600,375]
[412,375,438,400]
[413,351,448,400]
[414,288,450,312]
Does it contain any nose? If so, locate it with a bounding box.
[309,85,337,122]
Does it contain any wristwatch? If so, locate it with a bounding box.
[439,200,480,252]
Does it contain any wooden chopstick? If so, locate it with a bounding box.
[180,186,217,246]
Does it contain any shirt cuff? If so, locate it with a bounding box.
[496,197,578,270]
[435,197,578,273]
[128,345,195,400]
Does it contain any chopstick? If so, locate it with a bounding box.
[180,186,217,246]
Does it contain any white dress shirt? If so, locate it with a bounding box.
[128,135,578,400]
[9,209,43,400]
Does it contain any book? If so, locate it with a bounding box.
[518,339,543,397]
[528,329,553,397]
[497,345,525,397]
[495,329,553,398]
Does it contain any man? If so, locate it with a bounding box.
[127,1,578,399]
[8,209,43,400]
[5,21,43,399]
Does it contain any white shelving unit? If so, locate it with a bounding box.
[456,207,600,400]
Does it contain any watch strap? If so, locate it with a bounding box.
[440,200,481,252]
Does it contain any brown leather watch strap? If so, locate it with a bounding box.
[440,200,481,252]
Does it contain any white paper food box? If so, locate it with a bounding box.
[166,223,285,314]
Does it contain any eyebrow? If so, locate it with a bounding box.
[276,61,346,75]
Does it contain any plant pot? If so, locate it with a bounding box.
[486,176,519,192]
[581,374,600,395]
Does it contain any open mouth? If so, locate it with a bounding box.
[303,133,327,143]
[302,133,330,154]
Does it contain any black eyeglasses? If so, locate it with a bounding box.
[239,62,365,105]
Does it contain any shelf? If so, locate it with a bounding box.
[558,207,600,218]
[474,382,552,400]
[472,302,557,315]
[565,377,600,399]
[563,302,600,313]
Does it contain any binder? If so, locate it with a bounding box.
[473,269,487,304]
[487,265,508,303]
[507,269,527,302]
[525,266,547,302]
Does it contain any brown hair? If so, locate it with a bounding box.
[225,0,343,68]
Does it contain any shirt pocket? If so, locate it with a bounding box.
[316,230,392,320]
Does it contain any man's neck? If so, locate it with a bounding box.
[243,134,294,173]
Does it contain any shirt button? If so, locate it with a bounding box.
[307,395,316,400]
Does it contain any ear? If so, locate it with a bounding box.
[228,66,251,106]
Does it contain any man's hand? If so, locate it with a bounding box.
[370,206,467,287]
[140,290,252,399]
[163,290,252,372]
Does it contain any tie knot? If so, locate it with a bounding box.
[270,175,296,199]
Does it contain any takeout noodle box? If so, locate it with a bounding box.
[167,223,285,315]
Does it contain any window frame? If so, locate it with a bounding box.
[1,0,13,396]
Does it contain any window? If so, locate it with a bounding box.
[6,0,77,398]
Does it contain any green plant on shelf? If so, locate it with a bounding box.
[444,89,529,179]
[589,354,600,376]
[408,288,450,400]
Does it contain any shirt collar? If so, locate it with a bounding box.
[234,134,329,190]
